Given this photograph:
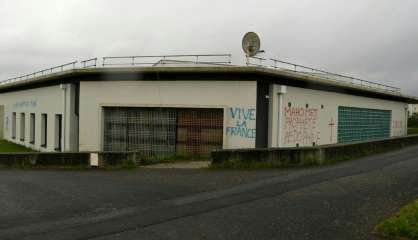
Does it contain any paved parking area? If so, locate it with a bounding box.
[1,145,418,240]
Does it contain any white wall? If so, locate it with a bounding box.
[0,85,64,151]
[79,81,257,151]
[269,85,408,148]
[0,80,409,152]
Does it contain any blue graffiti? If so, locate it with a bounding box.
[226,107,256,139]
[226,121,256,139]
[13,100,37,109]
[229,107,256,121]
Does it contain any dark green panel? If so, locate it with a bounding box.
[338,106,391,143]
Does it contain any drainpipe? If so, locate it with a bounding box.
[277,85,287,148]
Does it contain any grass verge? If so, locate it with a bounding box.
[375,199,418,240]
[408,128,418,135]
[0,140,35,152]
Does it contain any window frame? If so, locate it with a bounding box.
[12,112,16,139]
[20,113,25,142]
[30,113,35,144]
[54,114,62,151]
[41,113,47,148]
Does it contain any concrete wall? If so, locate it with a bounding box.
[79,81,257,151]
[0,152,90,167]
[0,152,139,168]
[268,85,408,148]
[212,135,418,168]
[0,85,78,152]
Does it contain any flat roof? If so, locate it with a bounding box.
[0,65,417,103]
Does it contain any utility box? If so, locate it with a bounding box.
[90,153,99,167]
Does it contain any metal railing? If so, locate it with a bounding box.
[102,54,232,67]
[0,54,232,86]
[80,58,97,68]
[1,61,78,85]
[247,57,401,93]
[0,54,401,94]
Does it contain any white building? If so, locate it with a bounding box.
[0,56,416,156]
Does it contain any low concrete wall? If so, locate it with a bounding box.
[0,152,143,168]
[97,152,142,168]
[0,152,91,168]
[212,135,418,168]
[320,135,418,164]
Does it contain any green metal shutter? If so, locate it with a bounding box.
[338,106,391,143]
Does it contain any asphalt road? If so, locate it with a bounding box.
[1,146,418,240]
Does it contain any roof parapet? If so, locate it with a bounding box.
[0,54,403,95]
[1,61,78,86]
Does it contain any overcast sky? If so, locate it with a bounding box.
[1,0,417,95]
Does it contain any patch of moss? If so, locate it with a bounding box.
[375,199,418,239]
[210,157,287,169]
[141,154,210,165]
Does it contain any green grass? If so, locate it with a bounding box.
[375,200,418,240]
[408,128,418,135]
[0,140,35,152]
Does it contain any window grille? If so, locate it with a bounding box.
[103,107,223,158]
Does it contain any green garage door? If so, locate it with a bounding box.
[338,106,391,143]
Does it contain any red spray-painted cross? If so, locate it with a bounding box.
[328,117,335,142]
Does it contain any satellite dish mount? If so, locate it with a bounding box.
[242,32,264,65]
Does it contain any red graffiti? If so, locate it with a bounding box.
[284,107,320,145]
[392,120,403,129]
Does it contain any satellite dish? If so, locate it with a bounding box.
[242,32,261,57]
